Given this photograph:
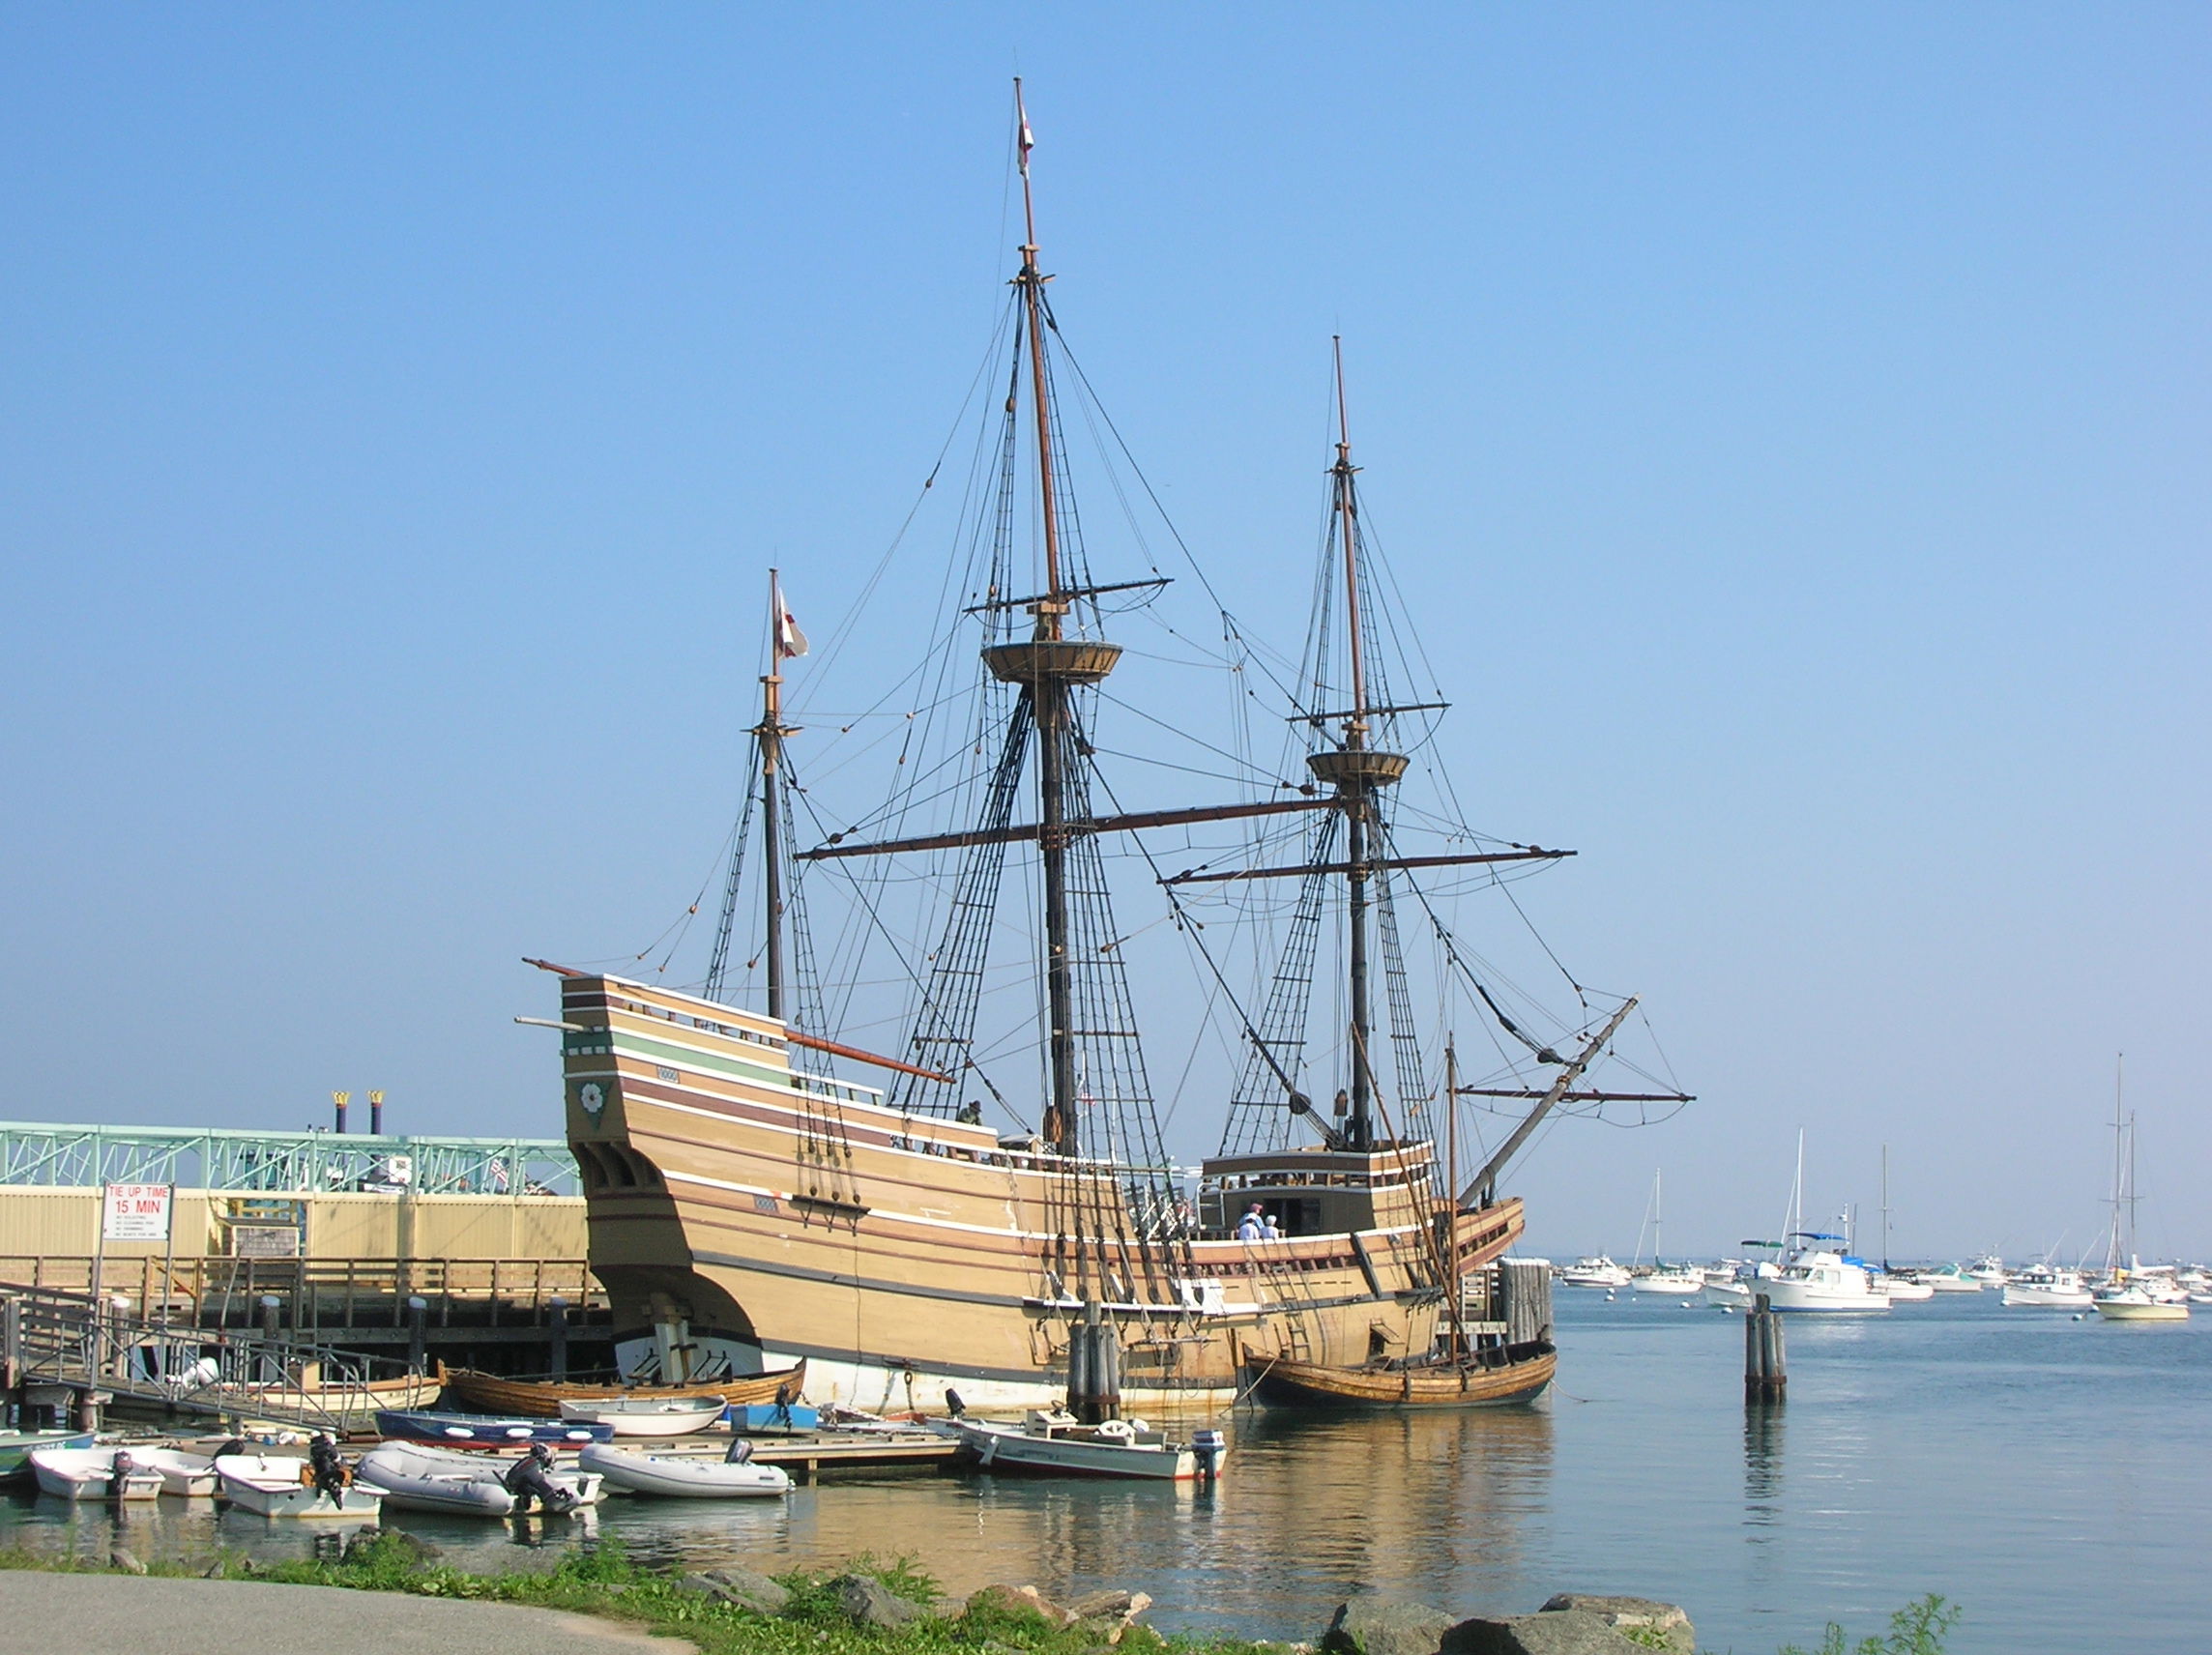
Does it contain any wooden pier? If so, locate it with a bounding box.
[743,1434,961,1483]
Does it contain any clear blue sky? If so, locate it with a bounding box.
[3,6,2205,1259]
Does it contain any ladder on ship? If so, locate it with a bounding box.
[1247,1242,1324,1365]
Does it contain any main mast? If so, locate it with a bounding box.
[980,79,1121,1156]
[1308,340,1408,1152]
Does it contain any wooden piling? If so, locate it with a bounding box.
[547,1295,569,1381]
[1744,1292,1786,1403]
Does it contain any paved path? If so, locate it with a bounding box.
[0,1572,693,1655]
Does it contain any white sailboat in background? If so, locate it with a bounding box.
[1876,1145,1935,1302]
[2091,1056,2188,1323]
[1632,1169,1703,1295]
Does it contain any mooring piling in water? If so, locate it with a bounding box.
[547,1294,569,1380]
[1744,1291,1786,1402]
[1499,1258,1555,1348]
[1065,1298,1122,1423]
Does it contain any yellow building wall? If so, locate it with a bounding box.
[0,1186,586,1264]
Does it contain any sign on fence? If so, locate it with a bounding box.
[232,1224,302,1259]
[102,1182,173,1242]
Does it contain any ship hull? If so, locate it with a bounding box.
[556,973,1526,1411]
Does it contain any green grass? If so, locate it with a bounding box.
[1777,1595,1961,1655]
[0,1537,1280,1655]
[0,1542,1963,1655]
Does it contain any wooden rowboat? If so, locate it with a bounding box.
[557,1395,728,1436]
[444,1358,804,1418]
[1245,1344,1557,1408]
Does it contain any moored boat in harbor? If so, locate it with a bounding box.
[214,1454,383,1518]
[942,1410,1226,1481]
[1245,1345,1556,1408]
[580,1441,792,1498]
[557,1396,727,1437]
[2002,1266,2094,1308]
[355,1442,603,1514]
[29,1446,163,1501]
[1919,1263,1984,1292]
[131,1447,220,1497]
[2091,1284,2189,1322]
[1559,1257,1633,1290]
[443,1363,803,1417]
[1761,1239,1891,1314]
[0,1430,95,1485]
[373,1408,611,1445]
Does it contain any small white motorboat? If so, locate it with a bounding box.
[357,1442,602,1514]
[1631,1267,1704,1295]
[580,1441,793,1498]
[557,1396,728,1437]
[131,1447,220,1497]
[2092,1285,2190,1322]
[1759,1241,1891,1314]
[30,1447,164,1502]
[1920,1263,1984,1293]
[1557,1256,1632,1290]
[1966,1254,2008,1286]
[942,1410,1226,1481]
[214,1453,384,1518]
[2001,1266,2094,1308]
[1879,1273,1936,1303]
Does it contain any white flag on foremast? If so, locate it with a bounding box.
[774,577,808,659]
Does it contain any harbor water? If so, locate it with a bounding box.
[5,1291,2206,1653]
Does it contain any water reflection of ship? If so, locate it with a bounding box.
[1742,1405,1786,1525]
[1175,1409,1558,1619]
[545,82,1686,1414]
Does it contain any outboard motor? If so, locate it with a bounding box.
[1191,1429,1226,1481]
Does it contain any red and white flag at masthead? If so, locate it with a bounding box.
[1016,86,1034,177]
[774,578,808,659]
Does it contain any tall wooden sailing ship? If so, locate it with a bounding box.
[540,87,1682,1412]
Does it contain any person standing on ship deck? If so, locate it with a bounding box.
[1237,1204,1266,1241]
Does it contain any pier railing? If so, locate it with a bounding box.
[0,1121,578,1197]
[0,1254,605,1334]
[2,1284,434,1433]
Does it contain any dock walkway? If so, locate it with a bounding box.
[0,1574,686,1655]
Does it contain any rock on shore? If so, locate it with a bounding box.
[1324,1592,1694,1655]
